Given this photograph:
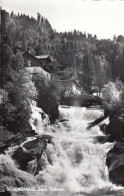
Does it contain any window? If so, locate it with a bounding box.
[28,60,31,67]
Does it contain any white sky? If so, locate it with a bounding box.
[1,0,124,39]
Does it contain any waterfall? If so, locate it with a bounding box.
[1,106,124,195]
[35,106,112,194]
[30,100,49,135]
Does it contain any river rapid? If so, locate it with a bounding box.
[1,104,124,196]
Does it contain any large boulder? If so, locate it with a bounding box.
[106,108,124,185]
[0,130,38,155]
[95,135,110,144]
[106,139,124,185]
[12,135,54,175]
[99,123,108,134]
[37,97,59,121]
[12,147,35,170]
[106,108,124,141]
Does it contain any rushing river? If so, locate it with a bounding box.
[1,105,124,196]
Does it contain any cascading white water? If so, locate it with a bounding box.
[36,106,112,194]
[1,105,124,196]
[30,100,50,135]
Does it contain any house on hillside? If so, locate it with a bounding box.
[59,79,82,95]
[14,47,51,80]
[91,85,103,97]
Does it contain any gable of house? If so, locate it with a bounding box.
[24,52,44,68]
[59,79,82,95]
[14,47,51,79]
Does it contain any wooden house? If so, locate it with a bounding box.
[59,79,82,95]
[14,47,51,80]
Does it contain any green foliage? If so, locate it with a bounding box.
[2,9,124,92]
[1,39,37,132]
[101,79,124,112]
[35,72,63,103]
[0,126,15,142]
[34,73,62,120]
[1,66,37,132]
[1,9,124,116]
[1,8,124,136]
[4,70,37,104]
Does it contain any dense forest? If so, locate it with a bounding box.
[1,10,124,94]
[1,9,124,192]
[0,9,124,134]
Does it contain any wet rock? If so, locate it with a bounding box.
[37,96,59,121]
[99,123,108,134]
[12,135,55,175]
[23,138,47,151]
[106,110,124,142]
[0,131,38,154]
[95,135,110,144]
[59,119,69,123]
[0,143,8,154]
[0,134,22,154]
[106,139,124,185]
[0,190,11,196]
[106,108,124,186]
[12,147,35,170]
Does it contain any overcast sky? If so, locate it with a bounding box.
[1,0,124,39]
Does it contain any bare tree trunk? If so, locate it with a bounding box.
[87,113,109,129]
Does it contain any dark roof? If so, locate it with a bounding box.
[14,47,51,73]
[35,55,52,63]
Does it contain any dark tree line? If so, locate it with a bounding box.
[0,10,62,133]
[1,9,124,93]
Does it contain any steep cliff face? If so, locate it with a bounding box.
[37,98,59,121]
[106,108,124,185]
[106,109,124,142]
[106,140,124,186]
